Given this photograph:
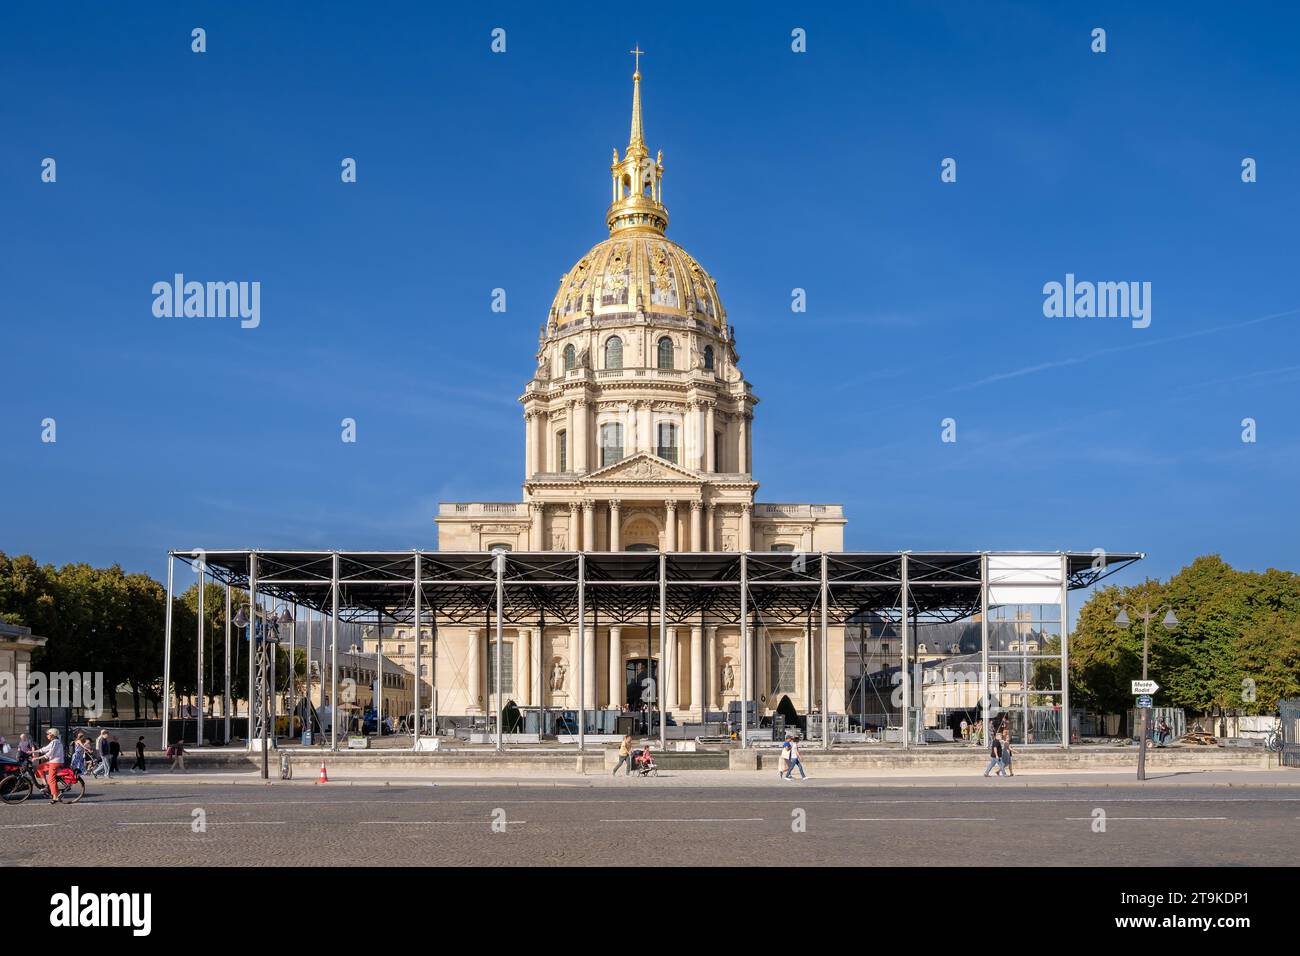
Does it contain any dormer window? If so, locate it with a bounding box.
[605,336,623,370]
[563,344,576,370]
[703,345,714,370]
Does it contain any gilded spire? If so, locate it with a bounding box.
[607,46,668,236]
[627,45,646,157]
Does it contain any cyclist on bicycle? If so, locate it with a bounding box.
[32,729,65,804]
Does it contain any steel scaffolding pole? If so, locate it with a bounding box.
[197,557,205,748]
[161,553,174,751]
[495,548,504,753]
[739,551,748,749]
[820,552,829,751]
[577,552,586,753]
[658,552,667,750]
[246,553,258,752]
[412,552,422,750]
[224,583,232,745]
[1060,552,1071,749]
[330,552,339,752]
[900,553,910,750]
[980,553,989,748]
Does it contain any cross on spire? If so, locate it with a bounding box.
[630,44,644,75]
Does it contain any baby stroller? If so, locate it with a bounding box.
[632,747,658,777]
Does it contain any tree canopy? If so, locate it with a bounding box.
[1070,555,1300,715]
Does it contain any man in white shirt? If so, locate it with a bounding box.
[782,734,807,780]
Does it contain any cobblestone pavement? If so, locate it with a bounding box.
[2,783,1298,866]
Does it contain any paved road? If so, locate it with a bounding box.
[3,783,1298,866]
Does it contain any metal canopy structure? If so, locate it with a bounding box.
[163,549,1142,758]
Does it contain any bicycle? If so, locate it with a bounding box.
[1265,716,1284,754]
[0,755,86,804]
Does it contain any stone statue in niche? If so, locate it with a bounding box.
[550,659,567,692]
[722,663,734,692]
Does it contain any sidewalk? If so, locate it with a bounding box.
[84,767,1300,789]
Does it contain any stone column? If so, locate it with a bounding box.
[609,499,621,551]
[737,410,748,475]
[664,627,680,713]
[637,401,652,454]
[689,500,702,552]
[706,626,720,711]
[690,625,703,715]
[530,502,545,550]
[684,399,697,469]
[582,499,595,551]
[705,503,714,551]
[705,403,716,472]
[574,400,588,472]
[533,625,544,709]
[583,626,596,711]
[608,626,623,708]
[466,627,483,713]
[740,503,753,552]
[517,628,531,706]
[664,500,678,551]
[568,501,580,552]
[525,410,539,478]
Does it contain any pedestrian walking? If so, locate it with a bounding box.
[782,734,807,780]
[999,731,1014,777]
[132,735,147,772]
[983,735,1004,777]
[612,734,634,776]
[959,719,969,744]
[166,739,187,773]
[777,737,790,778]
[96,729,112,775]
[108,736,121,773]
[0,735,9,755]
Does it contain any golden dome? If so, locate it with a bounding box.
[549,52,726,331]
[550,234,726,329]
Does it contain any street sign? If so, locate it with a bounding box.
[1137,695,1153,709]
[1131,680,1160,695]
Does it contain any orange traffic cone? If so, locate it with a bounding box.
[316,761,329,784]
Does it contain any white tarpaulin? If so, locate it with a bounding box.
[988,554,1062,606]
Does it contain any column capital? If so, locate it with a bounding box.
[609,498,621,511]
[689,499,703,512]
[664,499,678,514]
[740,503,753,514]
[581,498,595,512]
[530,501,546,515]
[568,500,580,515]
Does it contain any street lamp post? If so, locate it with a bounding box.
[235,604,294,780]
[1115,599,1178,781]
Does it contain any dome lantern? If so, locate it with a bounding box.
[607,47,668,237]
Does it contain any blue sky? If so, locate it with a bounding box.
[2,1,1297,592]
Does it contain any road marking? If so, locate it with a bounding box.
[116,821,288,826]
[359,820,526,826]
[0,823,56,829]
[599,818,764,823]
[1064,816,1229,821]
[837,817,997,822]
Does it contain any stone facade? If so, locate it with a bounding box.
[397,64,846,721]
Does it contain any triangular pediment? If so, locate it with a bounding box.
[582,452,701,484]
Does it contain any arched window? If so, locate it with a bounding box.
[703,345,714,370]
[600,422,624,467]
[657,337,674,370]
[604,336,623,370]
[656,422,678,464]
[563,344,576,370]
[556,430,567,472]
